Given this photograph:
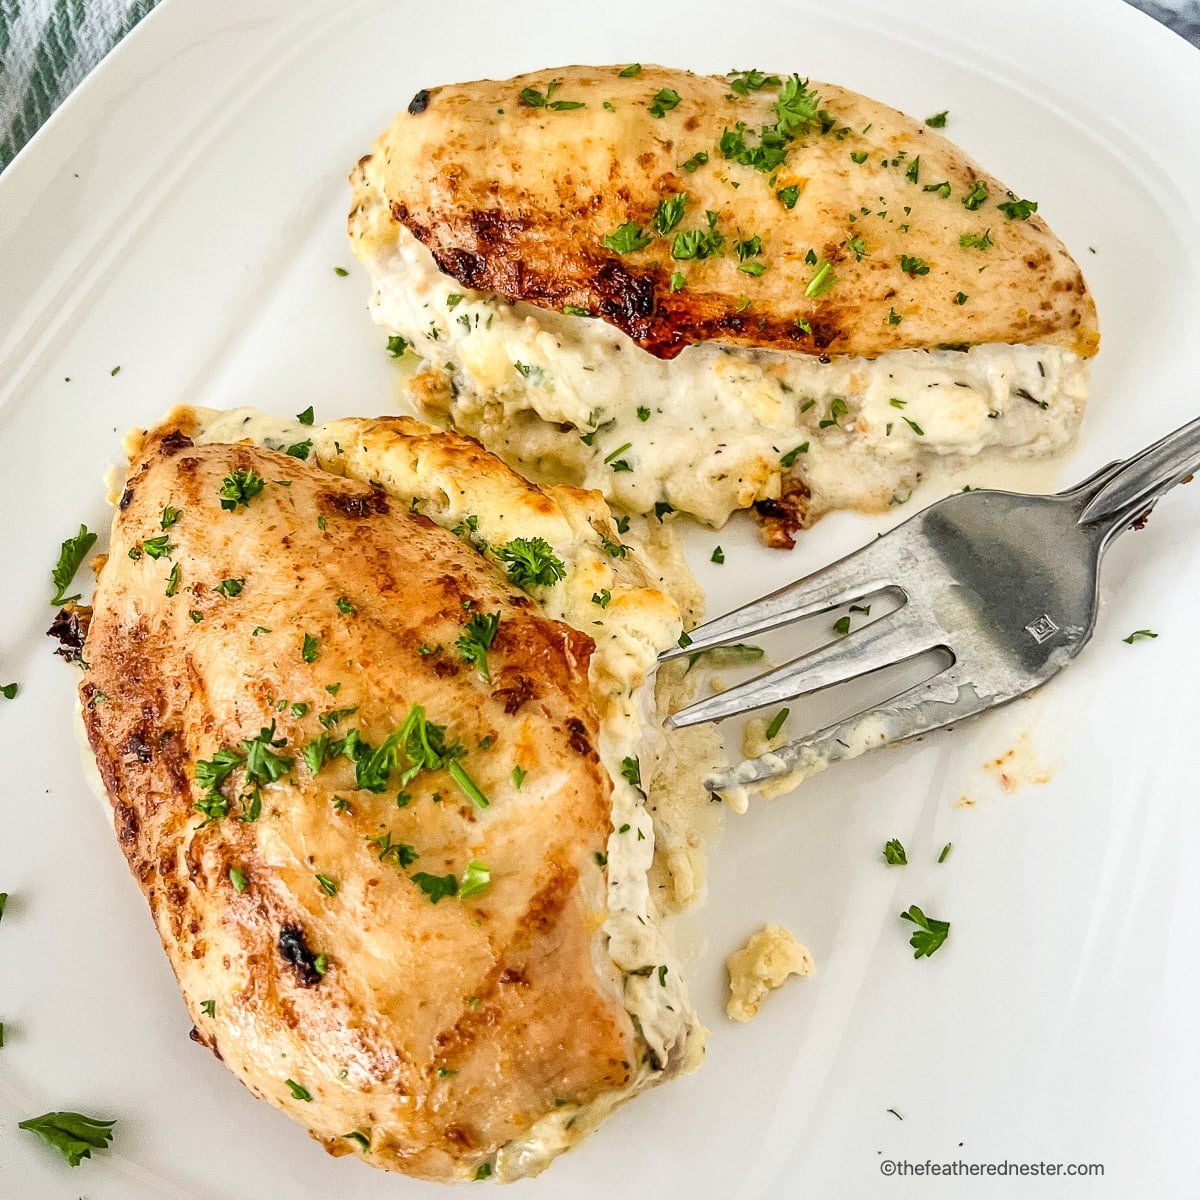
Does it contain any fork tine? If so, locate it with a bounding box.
[665,613,943,729]
[703,665,986,793]
[659,549,893,662]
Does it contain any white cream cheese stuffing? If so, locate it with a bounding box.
[362,227,1090,526]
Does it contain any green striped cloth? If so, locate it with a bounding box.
[0,0,159,170]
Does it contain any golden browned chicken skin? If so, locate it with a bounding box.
[78,419,681,1182]
[353,65,1098,360]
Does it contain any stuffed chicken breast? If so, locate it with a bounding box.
[72,408,722,1183]
[349,64,1099,540]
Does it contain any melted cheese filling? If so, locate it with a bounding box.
[184,407,723,1179]
[359,227,1089,527]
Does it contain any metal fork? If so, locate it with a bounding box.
[662,417,1200,794]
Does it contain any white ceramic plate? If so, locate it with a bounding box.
[3,1,1199,1195]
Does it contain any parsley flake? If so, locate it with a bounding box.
[456,611,501,681]
[602,222,653,254]
[18,1111,116,1167]
[50,525,97,606]
[218,469,265,512]
[900,904,950,958]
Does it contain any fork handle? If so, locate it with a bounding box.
[1077,415,1200,527]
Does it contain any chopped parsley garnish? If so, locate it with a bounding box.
[165,562,182,597]
[285,439,313,459]
[368,831,419,867]
[938,842,953,863]
[905,155,921,183]
[637,405,652,421]
[315,873,338,897]
[594,851,608,868]
[618,63,642,77]
[959,229,992,251]
[335,595,356,616]
[903,417,925,436]
[669,270,686,291]
[601,222,653,254]
[850,150,868,164]
[0,892,7,920]
[728,68,782,95]
[954,291,969,305]
[720,121,789,173]
[680,150,709,172]
[50,525,97,606]
[200,1000,215,1018]
[711,546,725,564]
[883,838,907,865]
[819,397,849,429]
[512,765,527,789]
[805,259,837,298]
[448,759,489,809]
[140,535,174,560]
[735,234,762,263]
[924,110,948,128]
[653,193,688,235]
[671,225,724,260]
[413,872,459,904]
[456,611,500,680]
[615,514,631,534]
[386,334,409,357]
[779,443,808,468]
[297,406,315,425]
[18,1111,116,1167]
[899,255,931,276]
[777,184,800,209]
[458,860,491,899]
[654,501,675,521]
[1,683,18,700]
[900,904,950,958]
[218,469,265,512]
[599,533,630,558]
[648,87,681,118]
[765,707,789,740]
[998,195,1038,220]
[285,1079,312,1102]
[474,1163,494,1180]
[846,235,868,261]
[887,307,903,325]
[301,632,320,663]
[620,757,642,788]
[604,441,634,466]
[229,867,248,893]
[160,506,182,530]
[962,180,989,210]
[592,589,611,608]
[333,266,349,277]
[496,537,566,589]
[775,74,821,134]
[344,1131,370,1151]
[215,578,244,598]
[562,304,591,317]
[1123,629,1158,644]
